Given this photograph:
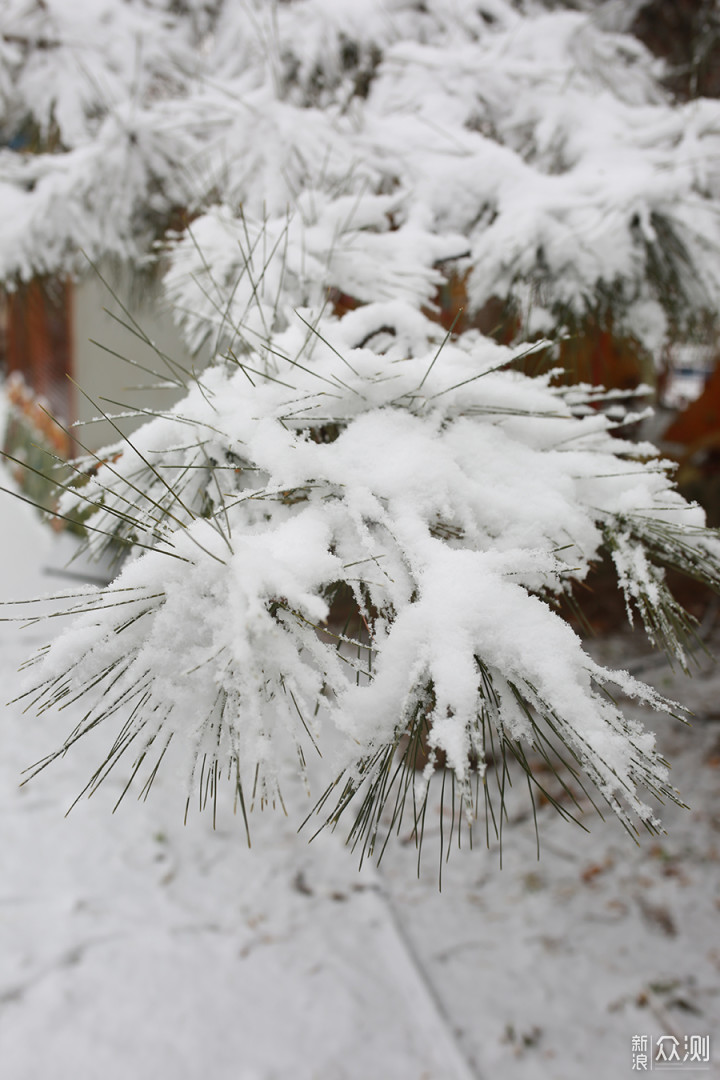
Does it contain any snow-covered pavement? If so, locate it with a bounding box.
[1,456,719,1079]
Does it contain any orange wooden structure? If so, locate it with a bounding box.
[4,277,73,454]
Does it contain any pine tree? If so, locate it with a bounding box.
[3,0,720,863]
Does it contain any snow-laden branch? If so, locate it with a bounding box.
[15,299,718,857]
[1,0,719,357]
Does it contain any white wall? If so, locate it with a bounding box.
[71,262,208,452]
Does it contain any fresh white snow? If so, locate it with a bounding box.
[2,2,720,1074]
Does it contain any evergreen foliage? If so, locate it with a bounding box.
[3,0,720,861]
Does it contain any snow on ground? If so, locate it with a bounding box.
[1,451,719,1079]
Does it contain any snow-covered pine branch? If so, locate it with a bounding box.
[4,1,720,862]
[16,297,720,858]
[1,1,719,358]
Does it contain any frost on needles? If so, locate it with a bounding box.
[15,301,720,861]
